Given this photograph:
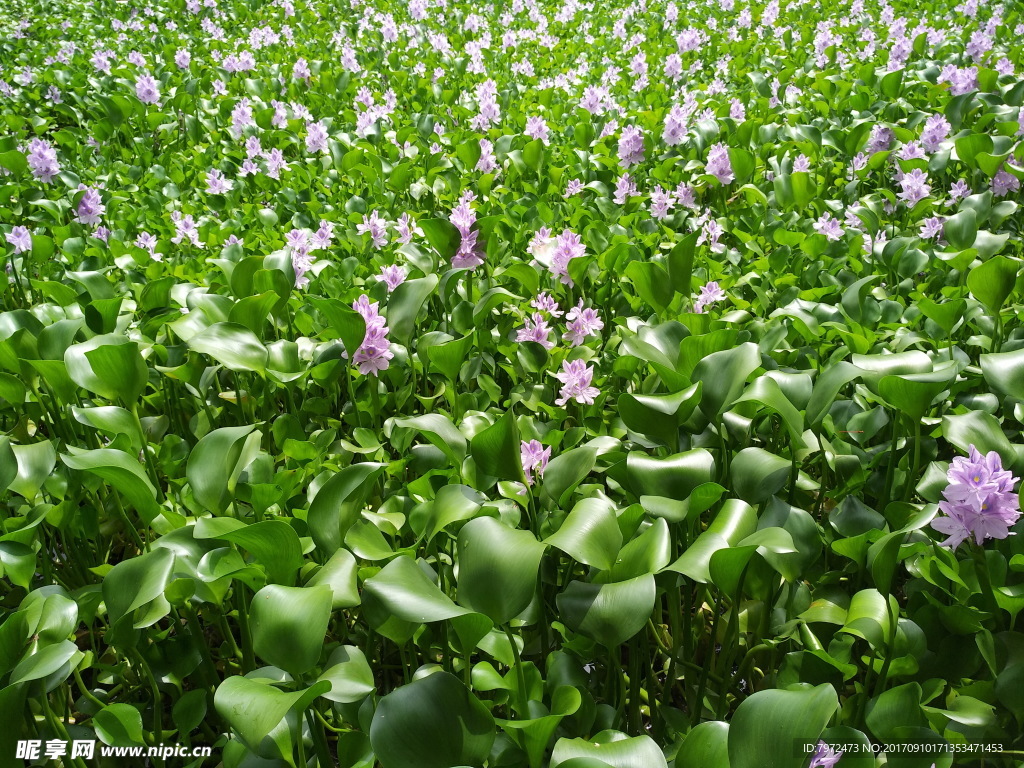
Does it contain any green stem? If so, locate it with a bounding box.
[504,624,529,718]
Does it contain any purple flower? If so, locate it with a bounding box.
[525,116,550,143]
[614,173,638,205]
[550,230,585,286]
[808,741,843,768]
[813,212,844,241]
[948,179,971,205]
[231,98,254,138]
[517,313,555,349]
[899,141,926,161]
[205,169,232,195]
[292,57,311,81]
[793,154,811,173]
[75,185,105,226]
[693,281,725,313]
[6,226,32,254]
[136,75,160,105]
[921,114,950,152]
[310,220,334,251]
[396,212,423,245]
[350,295,393,376]
[618,125,645,167]
[476,139,498,173]
[565,178,584,197]
[531,292,563,317]
[564,301,604,346]
[357,211,388,249]
[450,195,485,270]
[866,125,894,154]
[379,264,407,292]
[26,138,60,183]
[136,231,159,260]
[919,216,945,239]
[650,186,675,220]
[705,142,734,185]
[175,48,191,69]
[663,105,688,146]
[521,439,551,486]
[898,168,931,206]
[553,359,600,407]
[697,217,726,253]
[992,169,1020,198]
[305,120,329,154]
[932,446,1021,549]
[171,212,202,248]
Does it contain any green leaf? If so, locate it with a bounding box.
[195,519,304,586]
[308,297,366,358]
[457,517,546,624]
[498,685,582,768]
[668,231,699,296]
[362,556,471,624]
[102,547,175,623]
[186,425,259,515]
[214,676,331,762]
[543,446,597,506]
[8,440,56,502]
[370,671,495,768]
[618,383,702,448]
[188,322,268,374]
[392,413,467,465]
[692,343,761,419]
[730,448,792,504]
[967,255,1018,315]
[557,575,656,647]
[250,584,332,676]
[877,362,957,422]
[317,645,376,703]
[388,274,440,348]
[727,684,839,768]
[470,409,525,482]
[624,260,673,312]
[305,549,361,608]
[420,219,461,260]
[65,335,147,403]
[943,209,977,250]
[625,449,715,501]
[735,377,806,449]
[981,347,1024,400]
[677,721,730,768]
[664,500,757,582]
[546,498,622,571]
[94,703,146,747]
[551,732,668,768]
[62,447,160,522]
[9,639,79,685]
[307,462,387,553]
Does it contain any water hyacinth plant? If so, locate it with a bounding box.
[0,0,1023,765]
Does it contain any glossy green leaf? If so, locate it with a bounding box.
[250,584,332,676]
[557,575,656,648]
[187,322,268,374]
[470,409,525,482]
[727,684,838,768]
[545,497,622,571]
[457,517,545,624]
[370,671,495,768]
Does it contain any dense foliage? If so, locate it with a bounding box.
[1,0,1024,765]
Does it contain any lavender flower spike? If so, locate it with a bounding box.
[932,445,1021,550]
